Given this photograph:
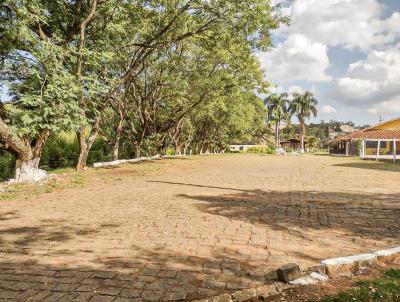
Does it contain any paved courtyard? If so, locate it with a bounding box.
[0,154,399,301]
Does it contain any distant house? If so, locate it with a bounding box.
[280,139,307,150]
[329,117,400,162]
[229,144,257,152]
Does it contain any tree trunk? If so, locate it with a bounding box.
[134,143,141,158]
[76,125,89,170]
[3,127,50,182]
[300,119,305,153]
[275,122,279,148]
[112,119,124,161]
[15,157,47,182]
[112,143,119,161]
[76,116,101,170]
[174,144,182,155]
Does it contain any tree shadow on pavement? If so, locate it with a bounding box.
[176,188,400,241]
[0,243,279,301]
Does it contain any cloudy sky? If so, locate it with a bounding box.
[258,0,400,125]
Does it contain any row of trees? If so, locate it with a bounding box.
[0,0,287,181]
[264,91,318,152]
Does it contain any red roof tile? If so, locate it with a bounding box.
[337,129,400,141]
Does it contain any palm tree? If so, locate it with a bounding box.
[264,93,290,148]
[289,91,318,153]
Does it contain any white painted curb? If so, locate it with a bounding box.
[93,152,224,169]
[321,246,400,276]
[374,246,400,258]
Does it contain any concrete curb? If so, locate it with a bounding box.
[321,245,400,277]
[93,153,224,168]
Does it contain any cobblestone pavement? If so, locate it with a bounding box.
[0,154,399,301]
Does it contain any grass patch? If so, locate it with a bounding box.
[0,184,23,201]
[48,167,75,175]
[314,269,400,302]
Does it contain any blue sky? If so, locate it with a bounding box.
[258,0,400,126]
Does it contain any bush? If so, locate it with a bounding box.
[0,134,113,181]
[0,150,15,181]
[246,145,275,154]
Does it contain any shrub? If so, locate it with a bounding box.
[0,134,112,181]
[247,145,275,154]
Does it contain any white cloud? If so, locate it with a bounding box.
[259,0,400,121]
[258,33,331,83]
[365,98,400,116]
[287,85,305,95]
[288,0,400,51]
[322,105,337,114]
[334,43,400,111]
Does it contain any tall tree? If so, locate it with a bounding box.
[0,1,81,181]
[264,93,290,148]
[290,91,318,152]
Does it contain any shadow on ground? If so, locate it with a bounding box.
[0,239,277,301]
[0,211,277,301]
[179,188,400,241]
[148,181,400,242]
[1,176,399,301]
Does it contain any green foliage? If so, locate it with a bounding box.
[1,0,287,175]
[290,91,318,121]
[246,145,274,154]
[0,134,112,180]
[0,149,15,180]
[313,269,400,302]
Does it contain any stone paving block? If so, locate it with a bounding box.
[90,294,116,302]
[142,290,162,302]
[231,288,257,302]
[75,284,100,292]
[120,289,141,298]
[12,281,39,291]
[211,294,233,302]
[114,298,141,302]
[156,270,177,278]
[30,291,53,301]
[54,283,80,291]
[276,263,301,283]
[73,292,96,302]
[15,289,39,301]
[162,292,187,301]
[0,291,19,299]
[98,286,123,296]
[92,272,118,279]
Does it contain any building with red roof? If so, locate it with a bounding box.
[329,117,400,162]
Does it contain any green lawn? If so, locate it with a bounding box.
[315,269,400,302]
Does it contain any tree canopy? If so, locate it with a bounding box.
[0,0,288,181]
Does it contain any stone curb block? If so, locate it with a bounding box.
[321,253,377,276]
[321,245,400,277]
[374,246,400,259]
